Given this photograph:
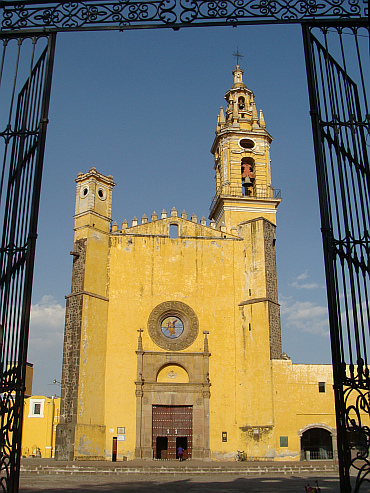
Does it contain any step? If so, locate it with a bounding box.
[20,461,338,476]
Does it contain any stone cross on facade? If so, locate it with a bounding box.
[137,328,143,351]
[203,331,209,353]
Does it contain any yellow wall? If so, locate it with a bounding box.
[101,213,276,460]
[271,361,336,460]
[22,396,60,458]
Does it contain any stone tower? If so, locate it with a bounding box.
[210,64,280,230]
[55,168,115,460]
[210,65,282,361]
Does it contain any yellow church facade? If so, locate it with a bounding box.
[55,65,339,462]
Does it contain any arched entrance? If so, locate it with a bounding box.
[300,425,334,460]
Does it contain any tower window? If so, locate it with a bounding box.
[238,96,245,110]
[97,187,107,201]
[239,138,255,149]
[80,186,89,198]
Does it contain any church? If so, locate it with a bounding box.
[55,64,339,462]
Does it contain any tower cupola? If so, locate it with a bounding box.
[221,65,258,129]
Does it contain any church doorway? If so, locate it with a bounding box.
[301,427,333,460]
[155,437,168,460]
[152,405,193,460]
[176,437,188,460]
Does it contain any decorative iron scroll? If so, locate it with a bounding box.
[0,33,55,492]
[0,0,367,32]
[302,23,370,493]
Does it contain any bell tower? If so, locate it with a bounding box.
[74,166,114,234]
[56,167,115,460]
[209,65,281,231]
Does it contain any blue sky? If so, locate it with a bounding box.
[25,24,334,396]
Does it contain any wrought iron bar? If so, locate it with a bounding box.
[302,22,370,493]
[0,0,367,33]
[0,32,55,493]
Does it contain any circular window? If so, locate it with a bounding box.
[80,186,89,198]
[161,316,184,339]
[148,301,199,351]
[97,187,107,201]
[239,138,255,149]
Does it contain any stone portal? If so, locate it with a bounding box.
[135,329,211,460]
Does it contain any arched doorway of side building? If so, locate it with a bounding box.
[299,425,335,460]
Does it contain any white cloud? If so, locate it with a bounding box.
[289,271,324,290]
[290,281,322,289]
[296,271,309,281]
[30,295,65,329]
[26,296,65,395]
[28,295,65,366]
[280,296,329,337]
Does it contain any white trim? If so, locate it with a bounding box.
[28,398,45,418]
[79,185,89,199]
[297,423,335,437]
[97,187,107,201]
[222,206,277,214]
[212,206,277,225]
[238,137,256,150]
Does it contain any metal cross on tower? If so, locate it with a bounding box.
[232,48,244,66]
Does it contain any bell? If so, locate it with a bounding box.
[242,176,252,187]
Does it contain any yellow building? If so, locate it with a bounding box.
[22,396,60,458]
[55,64,340,462]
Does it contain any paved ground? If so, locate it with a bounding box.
[20,473,340,492]
[18,458,370,492]
[18,458,345,492]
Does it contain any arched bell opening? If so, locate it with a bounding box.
[241,157,255,196]
[238,96,245,110]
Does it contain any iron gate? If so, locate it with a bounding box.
[0,0,367,492]
[0,33,55,493]
[303,21,369,492]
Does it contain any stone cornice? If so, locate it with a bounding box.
[238,297,280,307]
[65,290,108,302]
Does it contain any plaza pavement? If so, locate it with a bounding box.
[18,458,347,492]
